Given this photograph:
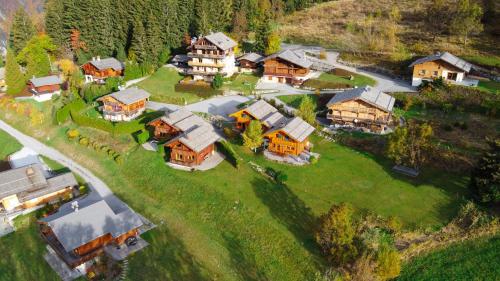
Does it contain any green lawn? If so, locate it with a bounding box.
[398,235,500,281]
[222,73,260,95]
[277,94,318,110]
[477,80,500,95]
[461,55,500,69]
[0,104,471,280]
[0,129,22,159]
[318,72,376,87]
[136,67,201,105]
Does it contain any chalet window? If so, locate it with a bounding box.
[433,71,438,76]
[419,70,426,75]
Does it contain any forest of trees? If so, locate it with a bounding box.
[43,0,328,66]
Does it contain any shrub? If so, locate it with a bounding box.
[70,110,114,132]
[56,99,86,124]
[100,145,109,153]
[114,155,124,165]
[275,171,288,184]
[217,141,241,169]
[107,149,116,157]
[157,144,165,157]
[310,155,318,164]
[66,129,80,140]
[113,121,143,135]
[329,68,356,77]
[79,137,89,146]
[136,130,150,144]
[223,127,236,139]
[212,73,223,89]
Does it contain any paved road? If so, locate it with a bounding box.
[0,120,112,198]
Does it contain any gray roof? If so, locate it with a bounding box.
[29,75,63,87]
[88,57,124,71]
[0,67,5,80]
[155,108,207,132]
[43,199,143,252]
[167,124,220,153]
[204,32,237,51]
[409,52,472,72]
[172,54,189,63]
[264,49,313,69]
[241,100,279,120]
[0,164,77,202]
[261,111,286,128]
[327,86,395,112]
[267,117,315,142]
[238,53,264,63]
[105,87,150,105]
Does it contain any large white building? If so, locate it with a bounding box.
[187,32,237,82]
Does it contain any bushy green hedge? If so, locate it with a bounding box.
[113,120,144,135]
[70,110,114,132]
[175,83,222,98]
[217,140,241,169]
[302,79,352,90]
[56,99,86,124]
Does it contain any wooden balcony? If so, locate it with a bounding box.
[193,44,218,50]
[188,61,224,68]
[186,69,226,76]
[263,71,308,78]
[327,114,389,124]
[187,52,225,59]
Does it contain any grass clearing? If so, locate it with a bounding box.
[304,72,376,89]
[222,73,260,95]
[398,235,500,281]
[0,100,472,280]
[136,67,201,105]
[477,80,500,95]
[0,129,22,160]
[277,94,318,110]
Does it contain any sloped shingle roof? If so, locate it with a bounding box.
[266,117,315,142]
[158,108,207,132]
[327,86,395,112]
[105,87,150,105]
[241,99,279,120]
[29,75,63,87]
[409,52,472,72]
[204,32,237,51]
[88,57,124,71]
[237,53,264,63]
[264,49,313,69]
[43,199,143,252]
[167,124,220,153]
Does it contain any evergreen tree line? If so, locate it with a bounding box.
[44,0,328,65]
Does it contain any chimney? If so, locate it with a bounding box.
[97,56,101,61]
[92,57,96,61]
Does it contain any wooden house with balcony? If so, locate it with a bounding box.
[82,57,124,84]
[237,53,264,72]
[148,108,221,168]
[263,117,315,156]
[409,52,477,87]
[39,199,145,272]
[0,164,77,213]
[28,75,63,102]
[187,32,237,82]
[326,86,395,133]
[148,108,206,141]
[98,87,150,122]
[229,99,286,131]
[263,50,312,85]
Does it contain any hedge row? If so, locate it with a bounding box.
[217,140,241,169]
[69,110,145,135]
[66,129,124,164]
[55,99,86,124]
[302,79,352,90]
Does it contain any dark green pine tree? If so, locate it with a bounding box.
[45,0,65,46]
[254,20,271,53]
[83,0,114,56]
[194,0,211,36]
[470,139,500,205]
[8,8,36,54]
[145,13,163,66]
[177,0,195,36]
[5,48,27,96]
[129,18,147,63]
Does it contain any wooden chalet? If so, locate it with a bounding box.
[237,53,264,72]
[263,49,312,85]
[326,86,395,133]
[39,199,144,271]
[165,125,220,167]
[0,164,76,213]
[82,57,124,83]
[229,99,286,131]
[98,87,150,122]
[148,108,220,168]
[28,75,63,102]
[409,52,477,87]
[187,32,237,81]
[263,117,315,156]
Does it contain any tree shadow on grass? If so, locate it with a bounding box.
[251,178,320,258]
[222,233,268,281]
[128,225,209,281]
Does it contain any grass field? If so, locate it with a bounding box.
[222,73,260,95]
[0,129,22,159]
[477,80,500,95]
[136,67,201,105]
[0,102,471,280]
[277,94,318,110]
[304,72,376,89]
[398,235,500,281]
